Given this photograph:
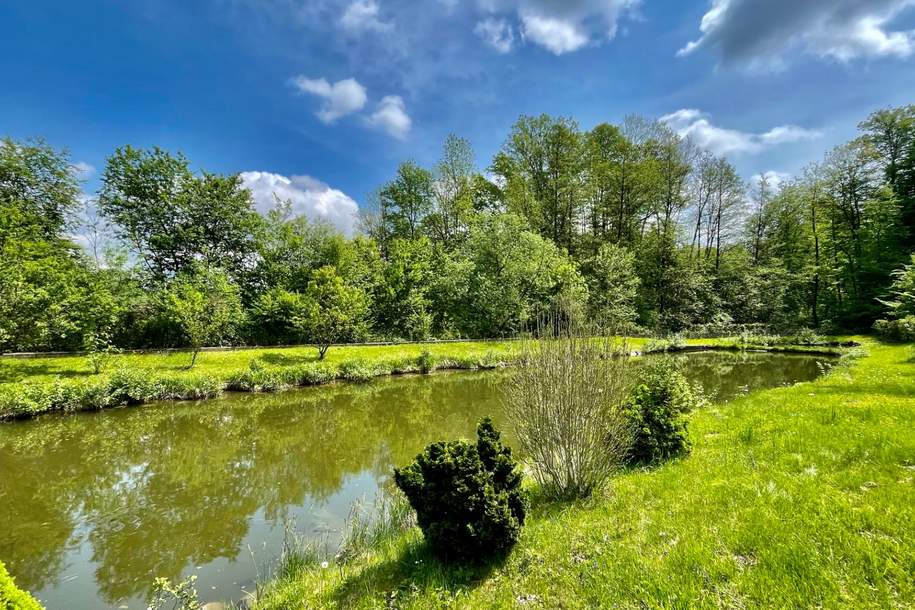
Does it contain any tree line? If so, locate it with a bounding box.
[2,105,914,354]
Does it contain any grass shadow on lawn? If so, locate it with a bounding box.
[331,537,507,607]
[259,351,320,366]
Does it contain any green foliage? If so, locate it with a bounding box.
[98,146,261,280]
[581,242,640,330]
[793,327,825,345]
[0,137,80,237]
[637,227,718,332]
[874,316,915,342]
[0,139,109,350]
[248,288,312,345]
[376,161,435,242]
[437,214,587,337]
[393,418,525,562]
[624,358,698,464]
[298,266,369,359]
[0,560,44,610]
[83,331,120,374]
[4,103,915,353]
[374,237,435,341]
[0,341,524,419]
[165,265,243,367]
[338,359,376,382]
[878,254,915,318]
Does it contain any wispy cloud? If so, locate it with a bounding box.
[340,0,393,33]
[660,109,821,155]
[475,17,515,53]
[71,161,96,180]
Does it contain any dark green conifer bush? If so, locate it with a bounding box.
[393,418,525,562]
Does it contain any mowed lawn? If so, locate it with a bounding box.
[0,336,838,388]
[0,340,527,386]
[252,339,915,609]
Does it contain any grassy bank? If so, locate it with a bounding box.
[0,341,522,420]
[251,338,915,609]
[0,337,848,421]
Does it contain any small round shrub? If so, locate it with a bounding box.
[793,327,824,345]
[624,358,698,464]
[393,418,525,562]
[874,316,915,342]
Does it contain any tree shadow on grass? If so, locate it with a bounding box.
[0,362,90,384]
[331,537,507,607]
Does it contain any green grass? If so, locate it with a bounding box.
[0,341,523,386]
[250,338,915,610]
[0,335,847,387]
[0,337,849,420]
[0,340,526,419]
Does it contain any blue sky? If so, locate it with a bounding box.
[3,0,915,233]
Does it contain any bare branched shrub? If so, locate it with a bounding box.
[504,332,634,499]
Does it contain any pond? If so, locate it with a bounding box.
[0,351,831,610]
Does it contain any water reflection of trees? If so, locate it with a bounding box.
[671,353,825,402]
[0,356,824,604]
[0,371,506,604]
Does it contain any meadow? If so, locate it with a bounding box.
[251,338,915,609]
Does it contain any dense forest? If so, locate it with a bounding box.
[2,105,915,354]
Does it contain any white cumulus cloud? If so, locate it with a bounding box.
[478,0,639,55]
[678,0,915,68]
[290,76,368,123]
[520,13,589,54]
[340,0,393,33]
[660,109,821,156]
[367,95,412,139]
[240,171,360,235]
[475,17,515,53]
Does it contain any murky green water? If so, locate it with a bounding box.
[0,352,830,610]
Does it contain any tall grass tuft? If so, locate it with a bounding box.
[505,332,634,499]
[336,490,415,565]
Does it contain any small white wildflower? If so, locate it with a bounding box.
[320,561,329,569]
